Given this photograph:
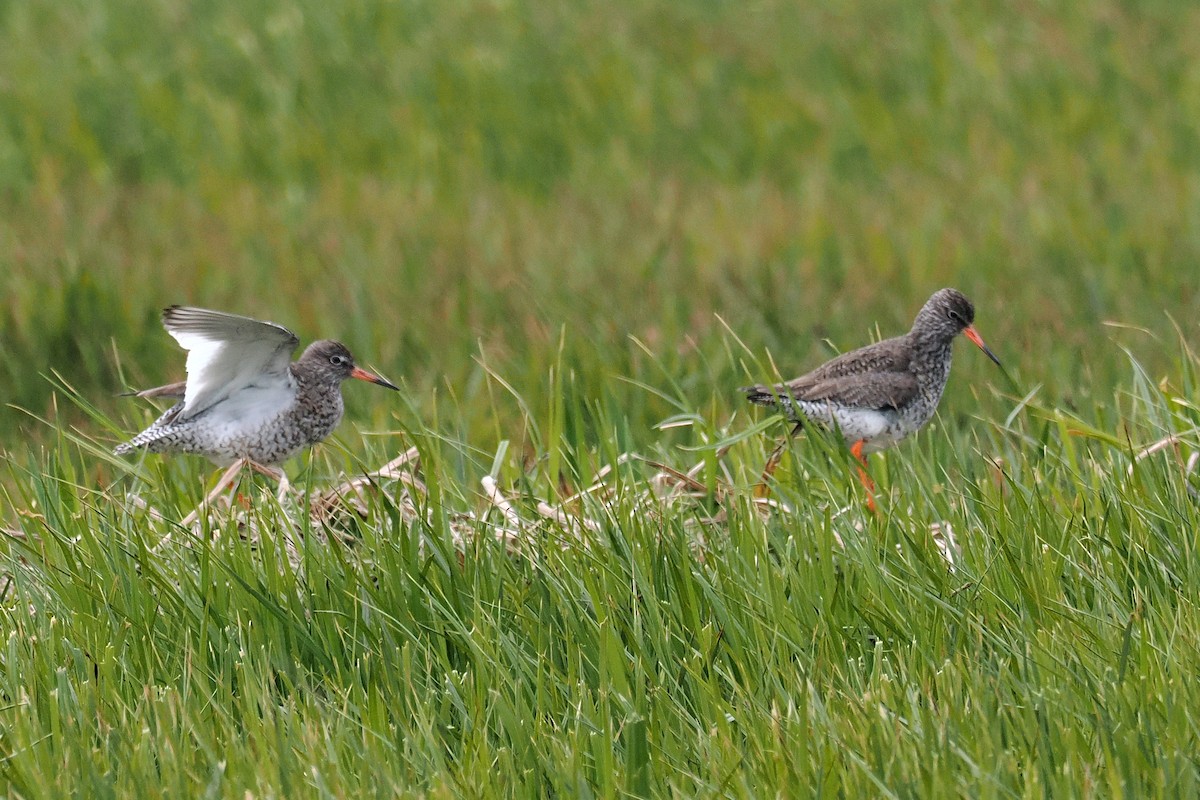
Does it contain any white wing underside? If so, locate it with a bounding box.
[163,307,301,421]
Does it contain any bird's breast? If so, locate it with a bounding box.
[289,387,345,444]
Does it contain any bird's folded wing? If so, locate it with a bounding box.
[162,306,301,420]
[787,370,919,411]
[791,335,911,384]
[744,336,916,407]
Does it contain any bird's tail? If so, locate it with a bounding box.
[741,383,787,407]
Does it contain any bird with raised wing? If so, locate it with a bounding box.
[116,306,398,468]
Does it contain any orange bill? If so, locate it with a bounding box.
[350,366,400,391]
[963,324,1002,367]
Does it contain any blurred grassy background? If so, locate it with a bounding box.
[2,0,1198,462]
[4,2,1200,797]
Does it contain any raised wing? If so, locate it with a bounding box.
[162,306,300,420]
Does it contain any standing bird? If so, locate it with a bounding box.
[116,306,398,468]
[742,288,1002,511]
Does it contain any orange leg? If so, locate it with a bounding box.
[849,439,879,515]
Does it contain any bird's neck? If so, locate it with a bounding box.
[908,334,955,391]
[291,367,335,400]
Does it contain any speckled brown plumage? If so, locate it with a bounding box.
[116,307,398,466]
[743,288,1001,454]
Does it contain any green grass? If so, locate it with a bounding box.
[2,0,1200,796]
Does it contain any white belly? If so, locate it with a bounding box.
[793,401,906,453]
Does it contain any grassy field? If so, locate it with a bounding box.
[2,0,1200,796]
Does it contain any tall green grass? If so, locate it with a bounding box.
[3,339,1199,796]
[2,0,1200,795]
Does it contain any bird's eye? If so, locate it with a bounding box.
[947,310,963,324]
[330,355,348,366]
